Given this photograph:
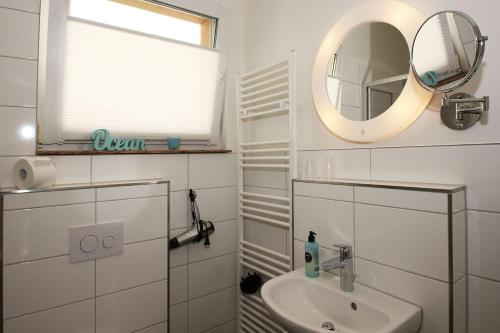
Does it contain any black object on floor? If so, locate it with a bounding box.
[240,273,262,294]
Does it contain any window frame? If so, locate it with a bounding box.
[37,0,224,152]
[110,0,218,48]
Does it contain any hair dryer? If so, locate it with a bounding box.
[169,189,215,249]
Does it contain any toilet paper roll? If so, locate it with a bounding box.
[13,157,56,190]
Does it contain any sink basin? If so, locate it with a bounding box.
[261,268,421,333]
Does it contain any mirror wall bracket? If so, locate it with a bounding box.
[441,93,489,130]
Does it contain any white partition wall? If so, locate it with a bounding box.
[1,180,170,332]
[237,52,297,332]
[293,179,467,333]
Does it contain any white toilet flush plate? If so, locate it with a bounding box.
[69,220,124,263]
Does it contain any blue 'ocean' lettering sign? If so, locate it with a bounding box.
[91,129,146,151]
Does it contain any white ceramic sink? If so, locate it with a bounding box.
[261,268,421,333]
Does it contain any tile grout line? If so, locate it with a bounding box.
[298,141,500,152]
[199,318,236,332]
[3,297,96,322]
[0,5,39,14]
[369,148,372,180]
[469,274,500,285]
[94,188,97,333]
[186,154,190,333]
[355,256,450,284]
[130,320,167,333]
[96,278,167,299]
[295,194,451,215]
[3,237,168,267]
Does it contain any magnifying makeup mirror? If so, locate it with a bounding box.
[411,11,489,130]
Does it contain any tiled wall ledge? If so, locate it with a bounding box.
[37,149,232,155]
[294,178,465,193]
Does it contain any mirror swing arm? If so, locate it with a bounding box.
[442,93,489,124]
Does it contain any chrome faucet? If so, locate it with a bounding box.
[321,244,354,292]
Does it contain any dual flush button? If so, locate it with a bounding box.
[70,220,124,263]
[80,235,116,253]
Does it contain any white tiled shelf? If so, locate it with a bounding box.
[293,179,466,333]
[1,181,170,333]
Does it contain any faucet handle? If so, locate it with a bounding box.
[332,244,352,260]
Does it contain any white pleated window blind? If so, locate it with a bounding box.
[39,0,225,144]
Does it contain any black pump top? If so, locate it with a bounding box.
[308,231,317,242]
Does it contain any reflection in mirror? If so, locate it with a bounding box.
[412,12,480,92]
[326,22,409,121]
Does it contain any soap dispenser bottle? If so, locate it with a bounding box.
[305,231,319,278]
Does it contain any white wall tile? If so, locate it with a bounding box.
[170,228,188,268]
[355,258,449,333]
[298,149,370,180]
[170,190,188,229]
[3,256,95,319]
[370,145,500,212]
[355,204,449,281]
[49,156,92,184]
[294,181,353,201]
[294,196,353,251]
[189,154,237,189]
[4,188,94,210]
[453,211,467,281]
[188,287,236,333]
[188,253,236,299]
[0,57,37,107]
[0,7,38,59]
[92,155,188,191]
[454,277,467,333]
[96,280,167,333]
[0,0,40,13]
[468,210,500,281]
[96,183,168,201]
[97,196,168,244]
[244,219,287,255]
[0,107,36,155]
[188,219,237,263]
[170,302,188,333]
[195,186,237,222]
[170,265,188,305]
[3,300,95,333]
[468,276,500,333]
[0,157,18,188]
[135,322,168,333]
[3,203,95,264]
[354,186,448,213]
[96,239,168,296]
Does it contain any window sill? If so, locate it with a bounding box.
[36,149,232,155]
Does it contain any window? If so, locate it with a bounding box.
[39,0,224,146]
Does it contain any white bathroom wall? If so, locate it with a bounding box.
[0,0,243,332]
[244,0,500,331]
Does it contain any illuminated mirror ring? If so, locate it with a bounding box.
[312,1,433,143]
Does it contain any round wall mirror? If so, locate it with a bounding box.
[411,11,487,93]
[326,22,409,121]
[312,1,432,143]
